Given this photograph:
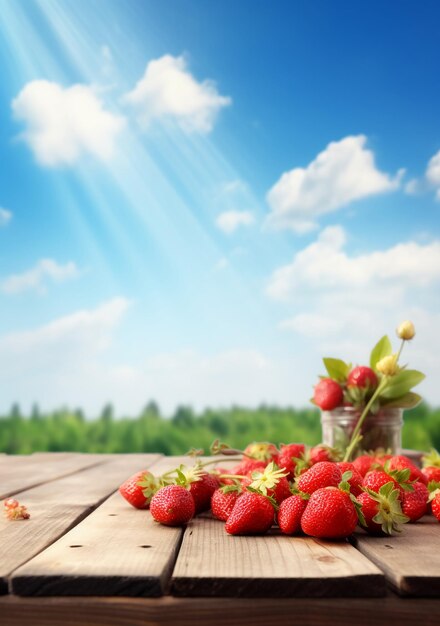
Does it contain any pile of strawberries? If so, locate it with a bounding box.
[119,442,440,538]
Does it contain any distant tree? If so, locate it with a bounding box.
[100,403,114,423]
[172,405,195,428]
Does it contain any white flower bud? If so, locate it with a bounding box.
[396,320,415,341]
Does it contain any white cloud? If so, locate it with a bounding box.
[1,259,80,294]
[0,299,131,414]
[0,208,12,226]
[426,150,440,200]
[12,80,125,166]
[266,135,402,233]
[215,210,255,234]
[124,54,231,133]
[214,257,229,271]
[266,225,440,300]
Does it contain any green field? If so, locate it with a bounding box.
[1,402,439,455]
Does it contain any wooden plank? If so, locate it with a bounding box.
[171,516,385,598]
[10,456,189,597]
[352,515,440,596]
[1,594,439,626]
[0,453,112,499]
[0,454,161,595]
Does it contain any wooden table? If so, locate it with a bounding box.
[1,453,439,626]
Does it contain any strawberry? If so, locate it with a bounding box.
[347,366,378,390]
[300,486,358,538]
[337,462,363,496]
[422,449,440,484]
[387,455,427,485]
[297,461,342,495]
[423,466,440,483]
[402,481,428,522]
[352,454,378,477]
[310,444,341,464]
[428,482,440,522]
[358,483,409,534]
[225,491,275,535]
[247,462,290,503]
[243,442,279,463]
[313,378,343,411]
[432,494,440,522]
[363,464,414,498]
[189,472,219,514]
[231,459,266,477]
[277,494,308,535]
[211,487,241,521]
[150,485,195,526]
[277,443,306,478]
[119,470,158,509]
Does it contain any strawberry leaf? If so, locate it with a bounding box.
[322,358,351,382]
[380,392,422,409]
[380,370,425,399]
[370,335,392,370]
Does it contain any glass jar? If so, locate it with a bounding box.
[321,407,403,457]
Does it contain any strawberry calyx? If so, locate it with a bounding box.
[383,461,415,492]
[422,448,440,469]
[245,485,279,511]
[427,480,440,501]
[220,483,243,495]
[363,482,410,534]
[289,483,311,500]
[338,472,366,526]
[249,462,288,496]
[172,463,205,488]
[136,471,160,500]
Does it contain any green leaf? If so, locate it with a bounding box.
[370,335,392,369]
[381,392,422,409]
[322,358,351,382]
[380,370,425,400]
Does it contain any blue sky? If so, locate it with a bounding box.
[0,0,439,415]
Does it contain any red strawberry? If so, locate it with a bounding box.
[352,454,378,477]
[231,459,266,477]
[422,449,440,484]
[358,483,409,535]
[431,491,440,522]
[300,487,358,538]
[189,472,219,514]
[150,485,195,526]
[313,378,343,411]
[310,444,341,464]
[402,481,428,522]
[337,462,363,496]
[278,494,308,535]
[243,442,279,462]
[347,366,378,390]
[119,470,158,509]
[225,491,275,535]
[297,461,342,495]
[211,487,241,521]
[387,455,427,485]
[363,470,407,499]
[277,443,306,478]
[423,466,440,483]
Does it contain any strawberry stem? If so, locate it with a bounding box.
[343,376,388,462]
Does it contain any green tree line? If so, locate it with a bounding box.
[0,401,439,455]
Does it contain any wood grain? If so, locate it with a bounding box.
[0,454,110,499]
[171,516,384,597]
[1,454,161,594]
[10,456,191,597]
[353,515,440,596]
[1,594,439,626]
